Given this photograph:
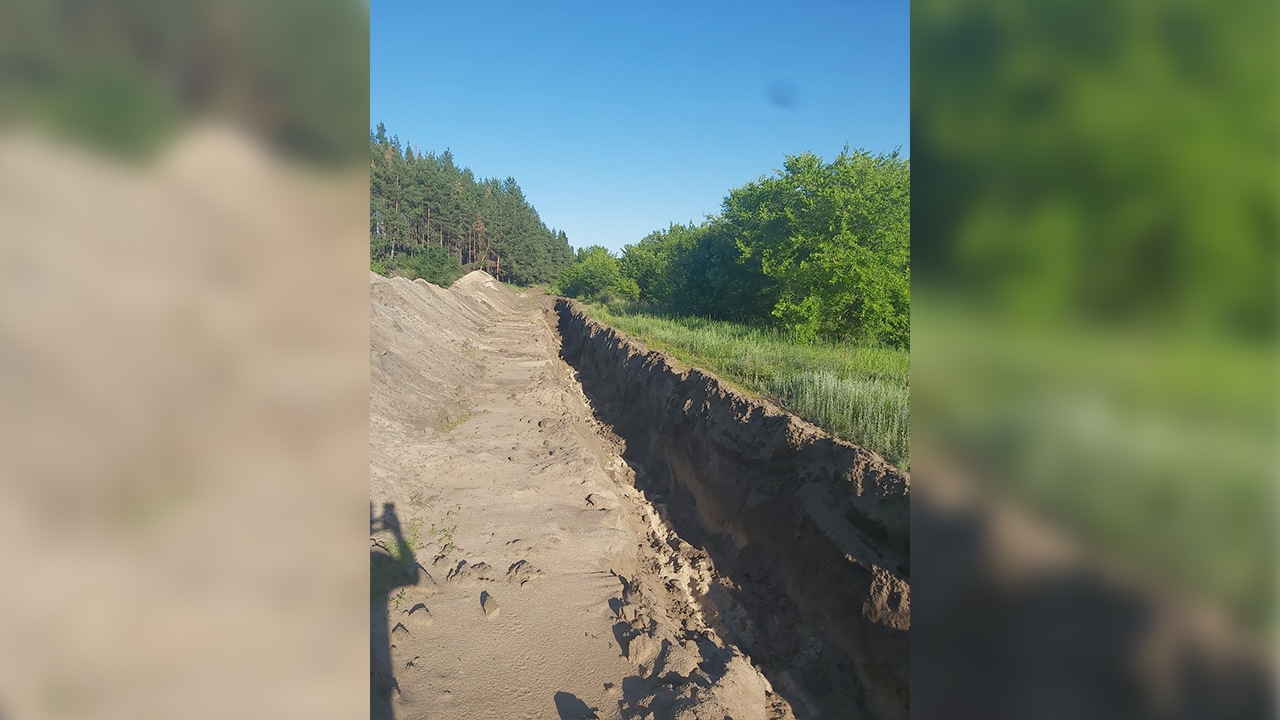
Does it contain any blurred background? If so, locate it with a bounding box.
[0,0,1273,717]
[0,1,369,718]
[912,0,1276,716]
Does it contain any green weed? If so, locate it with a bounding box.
[403,518,425,551]
[440,412,473,432]
[429,521,460,557]
[408,487,437,508]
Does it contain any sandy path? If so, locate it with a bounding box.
[371,272,641,719]
[370,271,799,720]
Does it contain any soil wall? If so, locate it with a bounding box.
[552,298,911,720]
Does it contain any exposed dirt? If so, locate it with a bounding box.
[554,299,910,720]
[370,272,909,720]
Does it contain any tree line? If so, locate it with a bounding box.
[370,122,574,286]
[558,147,909,348]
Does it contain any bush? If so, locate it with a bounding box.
[399,247,464,287]
[592,277,641,304]
[725,149,909,346]
[618,150,909,348]
[556,246,637,301]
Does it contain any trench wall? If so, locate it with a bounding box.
[553,298,911,720]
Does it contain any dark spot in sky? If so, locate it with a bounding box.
[768,79,798,110]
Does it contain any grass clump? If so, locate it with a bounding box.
[429,521,460,557]
[770,371,909,464]
[439,412,473,432]
[586,301,909,468]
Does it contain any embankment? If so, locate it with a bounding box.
[552,298,911,720]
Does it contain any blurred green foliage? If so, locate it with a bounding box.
[913,0,1276,335]
[0,0,368,163]
[912,0,1278,636]
[914,298,1276,634]
[36,63,180,159]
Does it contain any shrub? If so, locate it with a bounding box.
[400,247,464,287]
[557,246,638,301]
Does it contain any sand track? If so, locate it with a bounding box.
[370,272,801,720]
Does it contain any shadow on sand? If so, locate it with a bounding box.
[554,690,599,719]
[371,502,419,720]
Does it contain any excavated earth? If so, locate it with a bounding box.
[369,271,910,720]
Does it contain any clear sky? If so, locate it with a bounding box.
[370,1,909,254]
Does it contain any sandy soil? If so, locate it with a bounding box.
[370,271,795,720]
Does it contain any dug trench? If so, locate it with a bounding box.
[369,271,908,720]
[550,298,910,720]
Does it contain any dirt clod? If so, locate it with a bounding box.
[480,591,500,619]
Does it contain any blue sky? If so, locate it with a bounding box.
[371,1,909,254]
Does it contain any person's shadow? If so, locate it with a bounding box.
[553,691,599,719]
[371,502,419,719]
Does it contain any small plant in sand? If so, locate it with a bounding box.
[408,487,437,508]
[403,518,425,551]
[440,412,473,432]
[430,521,460,557]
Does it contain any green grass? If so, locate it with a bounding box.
[429,521,460,558]
[586,301,910,468]
[370,507,464,604]
[502,280,547,294]
[439,412,473,432]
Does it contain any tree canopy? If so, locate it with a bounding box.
[370,122,573,286]
[555,246,639,302]
[613,148,910,347]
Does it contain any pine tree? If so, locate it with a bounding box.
[369,124,574,286]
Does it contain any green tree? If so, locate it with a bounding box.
[557,246,639,301]
[369,124,574,285]
[729,149,910,346]
[618,149,909,347]
[619,226,679,304]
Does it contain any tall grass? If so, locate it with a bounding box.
[587,301,910,468]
